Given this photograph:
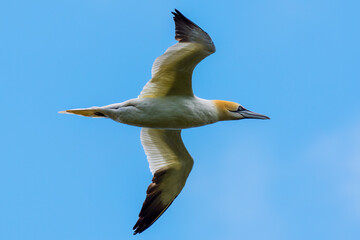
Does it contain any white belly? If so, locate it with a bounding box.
[114,97,219,129]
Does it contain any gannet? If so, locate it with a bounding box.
[59,9,269,234]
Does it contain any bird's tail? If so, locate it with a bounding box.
[58,107,107,118]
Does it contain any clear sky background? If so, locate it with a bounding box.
[1,0,359,239]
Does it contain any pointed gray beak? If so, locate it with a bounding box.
[240,110,270,120]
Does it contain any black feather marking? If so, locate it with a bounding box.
[133,167,176,235]
[94,112,105,117]
[171,9,206,43]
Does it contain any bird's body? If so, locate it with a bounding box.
[67,96,219,129]
[60,9,269,234]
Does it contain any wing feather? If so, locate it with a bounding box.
[139,9,215,98]
[133,128,194,234]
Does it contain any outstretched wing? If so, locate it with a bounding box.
[139,9,216,98]
[133,128,194,234]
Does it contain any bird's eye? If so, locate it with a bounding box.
[237,106,246,111]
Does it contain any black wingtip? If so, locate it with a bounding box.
[172,9,188,19]
[171,10,180,19]
[171,9,203,43]
[132,167,175,235]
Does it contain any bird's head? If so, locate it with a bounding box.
[213,100,270,121]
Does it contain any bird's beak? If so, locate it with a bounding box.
[240,110,270,120]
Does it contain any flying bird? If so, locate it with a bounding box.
[60,9,269,234]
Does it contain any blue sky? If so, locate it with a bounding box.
[1,0,360,239]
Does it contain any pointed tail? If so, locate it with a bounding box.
[58,108,106,118]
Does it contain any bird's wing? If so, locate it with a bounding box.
[133,128,194,235]
[139,9,216,98]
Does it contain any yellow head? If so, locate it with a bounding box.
[213,100,270,121]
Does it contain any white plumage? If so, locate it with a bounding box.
[60,9,269,235]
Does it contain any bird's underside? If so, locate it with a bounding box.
[133,128,193,234]
[59,9,269,235]
[132,9,215,234]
